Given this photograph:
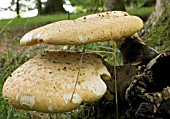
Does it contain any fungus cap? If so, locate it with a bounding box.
[2,51,109,112]
[20,11,143,46]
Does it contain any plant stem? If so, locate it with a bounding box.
[112,42,119,119]
[0,15,18,34]
[49,113,53,119]
[68,11,70,20]
[26,111,32,119]
[85,51,114,54]
[70,54,83,102]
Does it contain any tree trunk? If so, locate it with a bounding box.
[16,0,20,17]
[107,0,125,11]
[142,0,167,34]
[42,0,66,14]
[37,0,42,15]
[140,0,170,51]
[142,0,156,7]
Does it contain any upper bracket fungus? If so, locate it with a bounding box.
[20,11,143,46]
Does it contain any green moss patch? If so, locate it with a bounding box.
[143,3,170,52]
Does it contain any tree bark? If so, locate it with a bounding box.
[37,0,42,15]
[142,0,156,7]
[42,0,66,14]
[142,0,168,34]
[16,0,20,17]
[107,0,125,11]
[140,0,170,52]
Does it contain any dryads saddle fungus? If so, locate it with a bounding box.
[2,51,110,112]
[3,11,146,113]
[20,11,143,46]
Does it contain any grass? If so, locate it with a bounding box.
[0,13,89,30]
[0,6,156,119]
[0,50,31,119]
[126,6,154,17]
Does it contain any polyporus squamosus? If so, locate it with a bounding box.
[5,10,169,117]
[19,11,143,46]
[2,11,144,113]
[3,51,111,112]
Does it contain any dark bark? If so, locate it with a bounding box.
[116,34,158,65]
[16,0,20,17]
[142,0,156,7]
[42,0,66,14]
[140,0,170,52]
[37,0,42,15]
[141,0,168,37]
[107,0,125,11]
[103,36,170,119]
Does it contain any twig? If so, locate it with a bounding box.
[102,0,107,11]
[112,42,119,119]
[0,15,19,34]
[70,53,84,102]
[26,110,32,119]
[0,0,36,35]
[94,0,101,13]
[109,33,120,115]
[48,113,53,119]
[0,66,10,77]
[85,51,114,54]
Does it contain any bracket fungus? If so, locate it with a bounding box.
[20,11,143,46]
[3,51,110,112]
[3,11,147,113]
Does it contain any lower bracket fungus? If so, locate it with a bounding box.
[2,51,111,113]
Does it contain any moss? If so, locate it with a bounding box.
[142,3,170,52]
